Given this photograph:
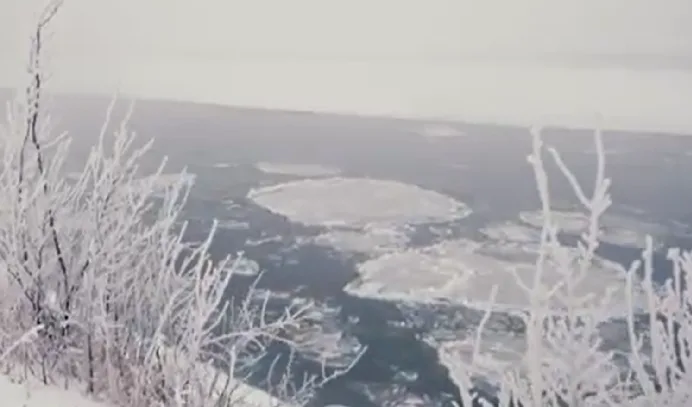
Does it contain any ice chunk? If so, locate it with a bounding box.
[519,210,589,233]
[254,162,341,177]
[310,224,410,256]
[247,177,471,228]
[346,238,641,315]
[479,222,542,243]
[417,123,465,138]
[519,210,668,249]
[226,257,261,277]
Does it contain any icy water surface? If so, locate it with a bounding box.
[5,90,692,406]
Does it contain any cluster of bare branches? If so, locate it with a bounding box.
[441,126,692,407]
[0,2,359,406]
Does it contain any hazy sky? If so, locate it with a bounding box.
[2,1,692,132]
[4,0,691,58]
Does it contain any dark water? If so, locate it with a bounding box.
[5,90,692,405]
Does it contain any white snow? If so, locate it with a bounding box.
[152,344,298,407]
[254,162,341,177]
[345,237,640,315]
[246,177,471,228]
[0,375,108,407]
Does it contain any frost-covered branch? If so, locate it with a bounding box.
[440,128,636,407]
[0,2,355,405]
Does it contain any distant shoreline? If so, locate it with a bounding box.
[1,71,691,137]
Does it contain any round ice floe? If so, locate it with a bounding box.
[344,239,480,303]
[436,335,526,385]
[519,210,588,233]
[311,225,410,255]
[217,219,250,231]
[479,222,542,243]
[211,162,238,169]
[226,257,261,277]
[518,210,667,249]
[254,162,341,177]
[417,123,465,138]
[345,238,640,315]
[247,177,471,228]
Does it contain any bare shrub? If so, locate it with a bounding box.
[0,2,360,406]
[441,125,692,407]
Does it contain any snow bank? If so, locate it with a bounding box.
[254,162,341,177]
[247,177,471,228]
[151,345,297,407]
[0,374,108,407]
[345,237,639,315]
[0,339,299,407]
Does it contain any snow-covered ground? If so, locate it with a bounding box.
[1,375,108,407]
[1,354,296,407]
[247,177,471,228]
[254,162,342,177]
